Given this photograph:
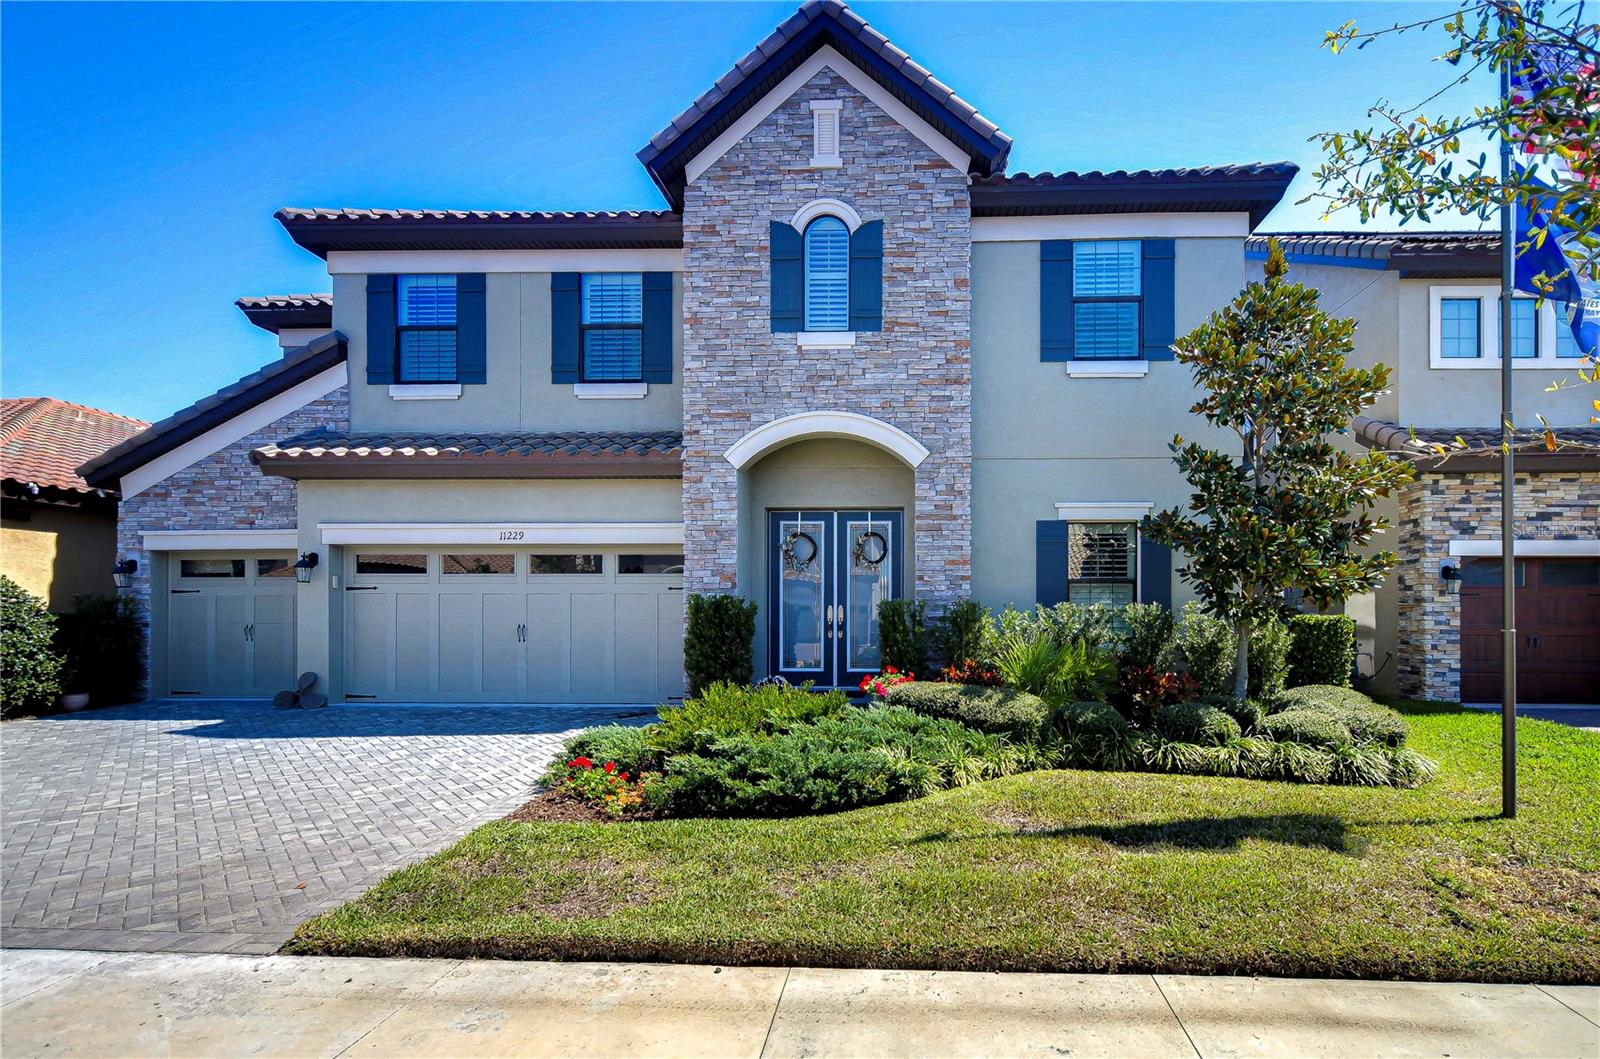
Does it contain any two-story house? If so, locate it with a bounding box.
[79,1,1597,707]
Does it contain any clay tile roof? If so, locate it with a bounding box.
[1349,416,1600,467]
[275,209,683,258]
[236,293,333,334]
[1247,230,1501,277]
[78,332,347,489]
[637,0,1011,209]
[251,429,684,480]
[1,397,149,496]
[971,162,1299,229]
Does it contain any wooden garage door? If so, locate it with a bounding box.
[167,554,297,697]
[342,549,685,703]
[1461,557,1600,704]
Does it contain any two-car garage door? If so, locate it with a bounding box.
[342,549,685,703]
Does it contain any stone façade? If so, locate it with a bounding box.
[1394,469,1599,701]
[679,67,973,604]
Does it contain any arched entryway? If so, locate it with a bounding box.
[726,413,923,687]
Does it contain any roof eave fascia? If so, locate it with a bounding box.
[253,457,685,481]
[640,13,1006,210]
[971,175,1295,230]
[79,335,348,489]
[277,217,685,258]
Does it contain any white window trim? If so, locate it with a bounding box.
[1428,285,1563,369]
[796,331,856,349]
[1064,360,1149,379]
[791,198,862,234]
[388,383,462,401]
[1055,502,1154,522]
[573,382,648,399]
[1448,539,1600,558]
[319,522,684,546]
[120,363,348,500]
[725,411,929,470]
[142,529,299,552]
[810,99,842,168]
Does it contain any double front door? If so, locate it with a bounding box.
[768,510,903,689]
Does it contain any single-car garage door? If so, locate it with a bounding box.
[167,553,297,697]
[342,549,685,703]
[1461,556,1600,703]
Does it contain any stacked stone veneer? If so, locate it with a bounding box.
[681,67,972,602]
[116,386,349,697]
[1395,469,1599,700]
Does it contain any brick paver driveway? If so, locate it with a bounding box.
[0,701,652,955]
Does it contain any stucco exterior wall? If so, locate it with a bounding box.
[115,386,349,698]
[293,476,683,701]
[969,237,1245,611]
[1394,469,1600,701]
[678,66,972,607]
[1,507,117,611]
[333,271,684,434]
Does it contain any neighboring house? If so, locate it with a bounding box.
[2,397,148,610]
[78,1,1597,706]
[1247,234,1599,705]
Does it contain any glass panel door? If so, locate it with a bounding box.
[769,511,832,687]
[835,511,903,686]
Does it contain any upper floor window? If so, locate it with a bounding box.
[1073,240,1141,359]
[804,216,850,331]
[581,273,644,382]
[396,275,458,382]
[1555,303,1589,359]
[1439,296,1481,359]
[1510,297,1538,358]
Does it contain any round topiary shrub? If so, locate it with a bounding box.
[1196,694,1265,733]
[1050,700,1128,743]
[1156,701,1242,745]
[1272,685,1409,747]
[883,682,1050,741]
[1,576,64,717]
[1258,708,1350,749]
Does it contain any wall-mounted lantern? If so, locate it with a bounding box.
[111,558,138,590]
[1440,561,1462,596]
[294,551,320,584]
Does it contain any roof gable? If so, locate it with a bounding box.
[638,0,1010,209]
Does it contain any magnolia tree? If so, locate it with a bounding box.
[1144,242,1417,699]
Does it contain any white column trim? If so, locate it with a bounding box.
[1448,539,1600,557]
[724,411,930,470]
[318,522,685,546]
[141,529,299,552]
[121,363,348,499]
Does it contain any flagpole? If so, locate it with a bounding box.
[1498,5,1518,820]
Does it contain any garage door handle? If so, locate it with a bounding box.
[345,586,378,591]
[170,589,201,595]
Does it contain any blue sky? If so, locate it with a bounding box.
[1,1,1491,422]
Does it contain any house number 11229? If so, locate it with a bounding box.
[497,530,525,541]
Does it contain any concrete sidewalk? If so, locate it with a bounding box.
[2,950,1596,1058]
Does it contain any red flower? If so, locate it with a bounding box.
[604,761,616,774]
[620,771,630,782]
[568,756,593,770]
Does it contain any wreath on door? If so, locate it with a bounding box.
[782,530,818,573]
[853,529,889,571]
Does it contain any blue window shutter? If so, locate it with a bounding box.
[642,272,673,383]
[456,273,487,384]
[1140,537,1173,609]
[848,219,883,332]
[551,272,580,384]
[770,221,803,333]
[365,274,396,385]
[1040,241,1074,362]
[1141,239,1176,361]
[1036,520,1069,606]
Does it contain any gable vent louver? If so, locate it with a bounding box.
[810,100,842,168]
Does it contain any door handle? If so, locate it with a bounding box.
[825,605,835,639]
[244,624,253,642]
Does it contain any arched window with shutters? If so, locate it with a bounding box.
[803,215,850,332]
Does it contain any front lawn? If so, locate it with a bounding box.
[286,703,1600,982]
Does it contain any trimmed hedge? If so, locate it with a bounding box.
[1257,709,1350,749]
[1196,694,1266,733]
[1287,614,1356,688]
[934,599,990,669]
[55,593,145,706]
[1051,700,1128,743]
[884,682,1050,741]
[1157,701,1242,745]
[1171,605,1289,698]
[1,577,63,717]
[878,599,929,675]
[1273,684,1409,747]
[683,594,758,696]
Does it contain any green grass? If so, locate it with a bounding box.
[285,703,1600,982]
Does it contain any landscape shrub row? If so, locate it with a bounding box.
[0,578,144,717]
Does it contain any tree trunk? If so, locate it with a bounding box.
[1232,618,1251,699]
